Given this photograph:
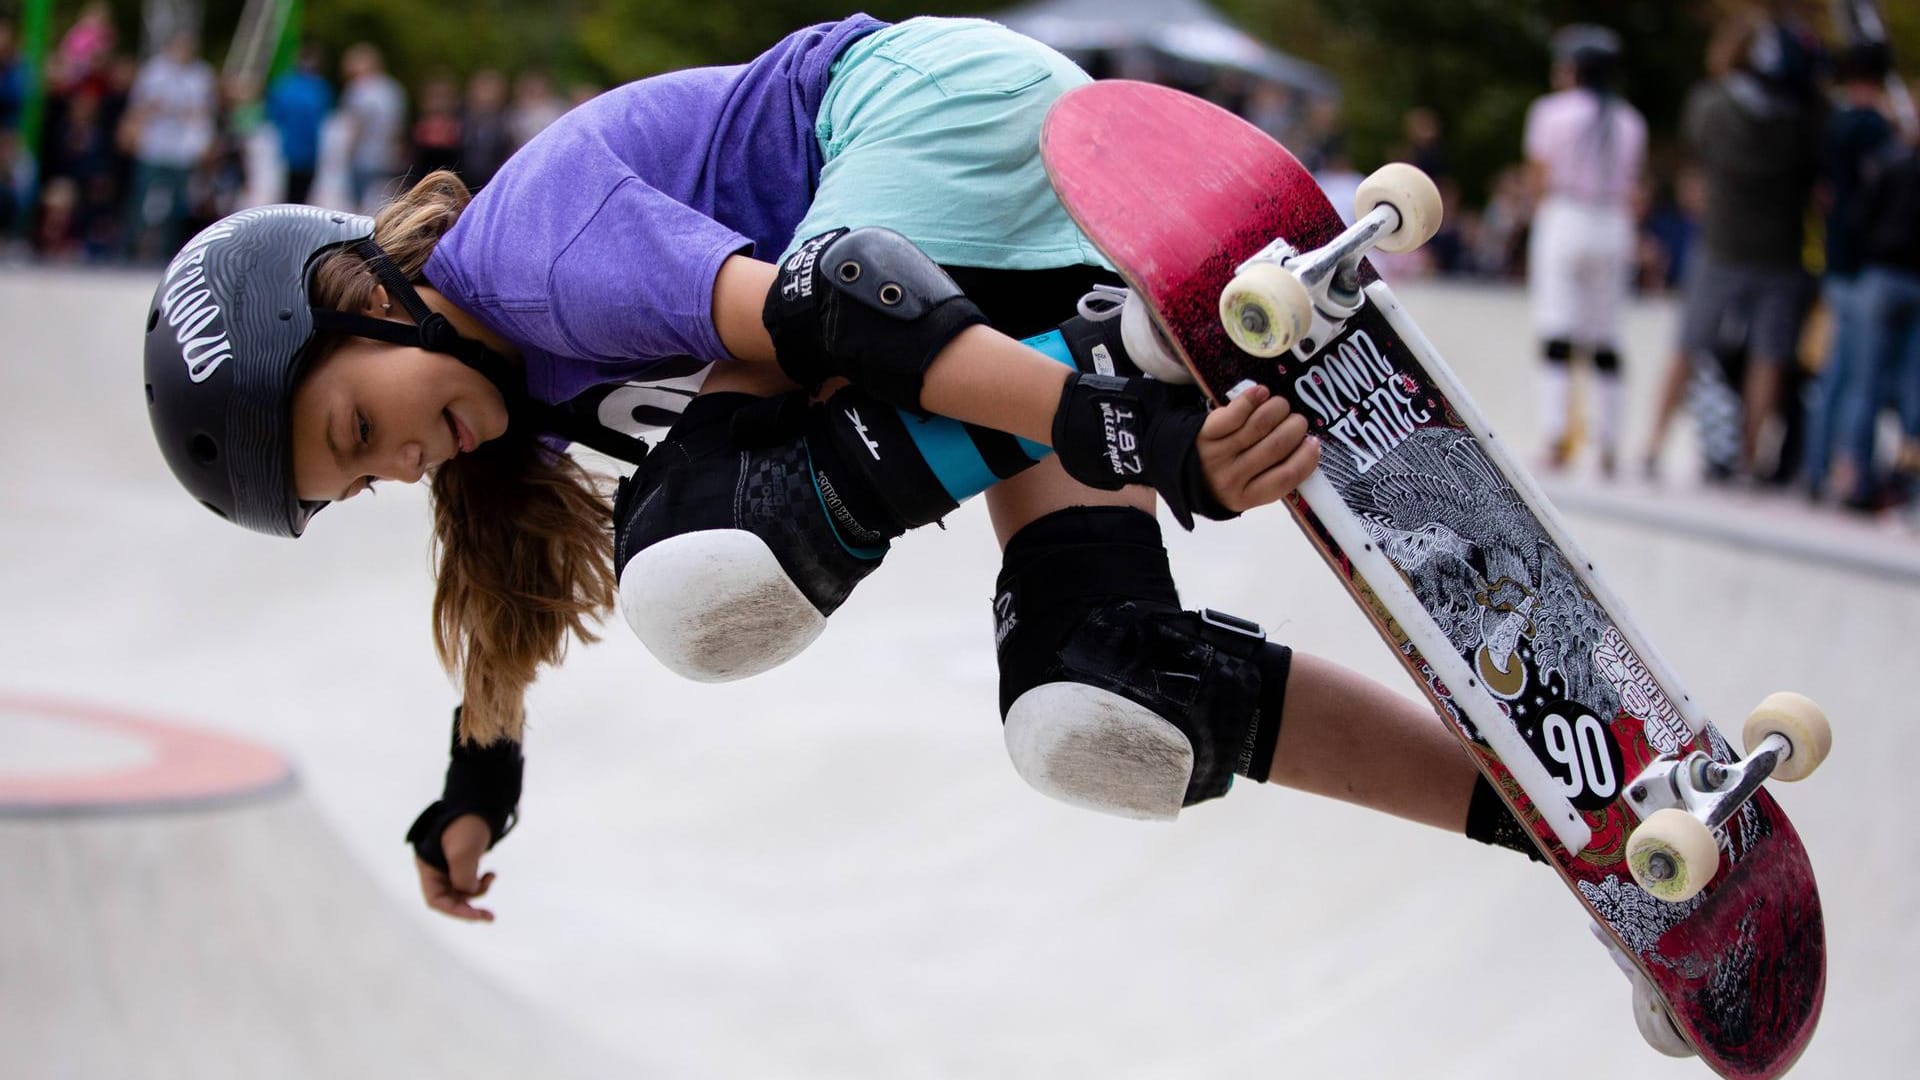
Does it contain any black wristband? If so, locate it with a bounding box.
[406,799,468,874]
[1464,775,1546,864]
[405,706,524,872]
[1050,373,1237,530]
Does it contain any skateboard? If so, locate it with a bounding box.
[1042,80,1828,1078]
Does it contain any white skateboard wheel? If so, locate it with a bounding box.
[1354,163,1443,254]
[1627,808,1720,903]
[1631,977,1696,1058]
[1219,260,1312,358]
[1742,691,1831,782]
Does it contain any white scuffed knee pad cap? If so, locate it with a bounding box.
[619,530,825,683]
[1004,682,1194,821]
[1121,294,1194,385]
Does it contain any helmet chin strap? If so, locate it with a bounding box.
[307,240,650,466]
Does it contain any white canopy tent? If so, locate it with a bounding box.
[990,0,1337,97]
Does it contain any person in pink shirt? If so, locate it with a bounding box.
[1524,25,1646,476]
[52,1,115,92]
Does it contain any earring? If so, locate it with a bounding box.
[382,302,392,313]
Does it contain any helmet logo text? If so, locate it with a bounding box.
[162,222,238,383]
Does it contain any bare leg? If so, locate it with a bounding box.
[986,462,1480,834]
[1642,349,1692,470]
[986,454,1153,545]
[1265,651,1480,831]
[1742,358,1782,474]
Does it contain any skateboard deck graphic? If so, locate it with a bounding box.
[1042,81,1824,1078]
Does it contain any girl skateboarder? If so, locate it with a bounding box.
[143,12,1543,968]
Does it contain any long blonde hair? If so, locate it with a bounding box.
[309,171,617,745]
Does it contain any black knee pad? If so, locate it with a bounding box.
[615,393,885,608]
[778,387,961,549]
[993,507,1291,818]
[613,393,888,681]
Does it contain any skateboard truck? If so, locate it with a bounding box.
[1621,693,1831,903]
[1625,738,1789,833]
[1219,163,1445,361]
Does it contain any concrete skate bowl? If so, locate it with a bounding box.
[0,695,640,1080]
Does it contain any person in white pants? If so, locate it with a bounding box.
[1524,25,1647,476]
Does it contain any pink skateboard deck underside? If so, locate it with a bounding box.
[1042,80,1822,1079]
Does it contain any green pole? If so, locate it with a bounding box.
[19,0,52,154]
[268,0,302,83]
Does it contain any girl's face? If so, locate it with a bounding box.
[289,317,510,503]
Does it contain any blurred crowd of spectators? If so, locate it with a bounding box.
[1091,48,1695,293]
[1166,11,1920,525]
[3,8,1917,523]
[0,6,594,266]
[1624,13,1916,525]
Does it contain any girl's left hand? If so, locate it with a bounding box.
[415,813,498,922]
[1194,383,1321,512]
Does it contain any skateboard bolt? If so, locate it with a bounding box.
[1687,758,1730,791]
[1645,853,1677,883]
[1630,784,1647,802]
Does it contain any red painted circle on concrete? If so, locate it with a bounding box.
[0,694,293,814]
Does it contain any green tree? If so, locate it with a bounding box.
[573,0,982,84]
[42,0,1920,197]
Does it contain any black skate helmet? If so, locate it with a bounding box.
[1747,21,1821,98]
[142,203,518,538]
[1551,25,1623,89]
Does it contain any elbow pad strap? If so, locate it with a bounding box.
[763,228,987,411]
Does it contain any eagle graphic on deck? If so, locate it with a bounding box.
[1319,426,1618,721]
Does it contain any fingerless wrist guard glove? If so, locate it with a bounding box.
[1050,372,1239,530]
[405,706,524,873]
